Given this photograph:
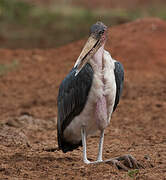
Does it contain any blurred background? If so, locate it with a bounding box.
[0,0,166,49]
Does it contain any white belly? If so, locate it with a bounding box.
[63,50,116,143]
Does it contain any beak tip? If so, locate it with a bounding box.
[75,70,79,76]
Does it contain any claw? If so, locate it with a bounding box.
[124,155,133,168]
[115,154,143,169]
[103,159,128,171]
[102,154,143,171]
[108,159,129,171]
[127,154,139,169]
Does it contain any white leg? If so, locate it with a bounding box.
[81,128,141,170]
[81,127,90,164]
[97,130,104,162]
[81,127,104,164]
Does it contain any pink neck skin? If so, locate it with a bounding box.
[93,43,108,130]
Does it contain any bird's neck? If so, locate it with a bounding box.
[93,44,108,130]
[93,44,105,70]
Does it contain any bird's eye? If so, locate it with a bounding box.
[99,30,104,35]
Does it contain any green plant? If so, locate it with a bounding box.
[128,169,139,178]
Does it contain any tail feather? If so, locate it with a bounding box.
[57,129,82,153]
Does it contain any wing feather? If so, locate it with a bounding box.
[113,61,124,112]
[57,63,93,152]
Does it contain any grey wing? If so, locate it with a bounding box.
[57,63,93,152]
[113,61,124,112]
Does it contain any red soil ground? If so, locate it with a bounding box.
[0,18,166,179]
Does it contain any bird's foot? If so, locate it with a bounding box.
[83,158,91,164]
[103,154,143,171]
[83,158,103,164]
[97,158,103,162]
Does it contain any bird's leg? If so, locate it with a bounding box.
[81,128,142,170]
[81,127,90,164]
[96,130,104,162]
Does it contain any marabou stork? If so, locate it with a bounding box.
[57,22,141,170]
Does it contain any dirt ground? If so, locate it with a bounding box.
[0,17,166,179]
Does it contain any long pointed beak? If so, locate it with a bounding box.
[74,35,99,76]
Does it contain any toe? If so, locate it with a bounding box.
[114,160,129,171]
[105,159,129,171]
[126,154,143,169]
